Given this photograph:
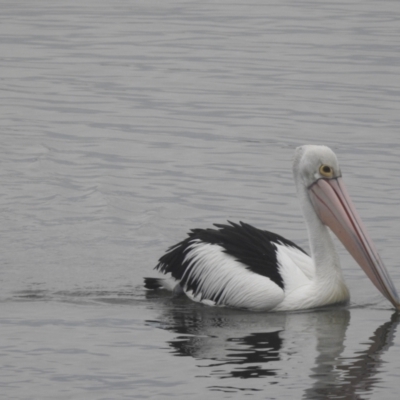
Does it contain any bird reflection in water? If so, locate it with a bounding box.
[305,311,400,400]
[146,297,286,380]
[146,296,399,396]
[172,330,282,379]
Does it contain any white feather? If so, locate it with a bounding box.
[274,244,313,295]
[182,240,284,311]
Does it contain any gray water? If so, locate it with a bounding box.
[1,1,400,399]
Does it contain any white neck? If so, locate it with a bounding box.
[297,182,344,285]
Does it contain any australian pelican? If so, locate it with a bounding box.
[145,145,400,311]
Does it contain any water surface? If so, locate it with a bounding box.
[1,1,400,399]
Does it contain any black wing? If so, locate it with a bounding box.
[155,221,307,291]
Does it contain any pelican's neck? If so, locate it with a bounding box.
[297,183,343,283]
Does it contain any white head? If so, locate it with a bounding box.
[293,145,341,189]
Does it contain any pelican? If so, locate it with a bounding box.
[144,145,400,311]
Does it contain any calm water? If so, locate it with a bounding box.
[1,1,400,399]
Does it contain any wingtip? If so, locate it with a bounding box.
[144,277,164,290]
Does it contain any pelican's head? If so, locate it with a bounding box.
[293,145,400,310]
[293,145,341,187]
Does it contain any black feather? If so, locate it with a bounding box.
[154,221,308,293]
[144,277,164,290]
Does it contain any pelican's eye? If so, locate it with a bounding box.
[319,164,334,178]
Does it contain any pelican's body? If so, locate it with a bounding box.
[145,145,400,311]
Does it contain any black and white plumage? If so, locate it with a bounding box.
[145,145,400,312]
[146,222,311,310]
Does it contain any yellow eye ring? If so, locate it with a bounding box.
[319,164,334,178]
